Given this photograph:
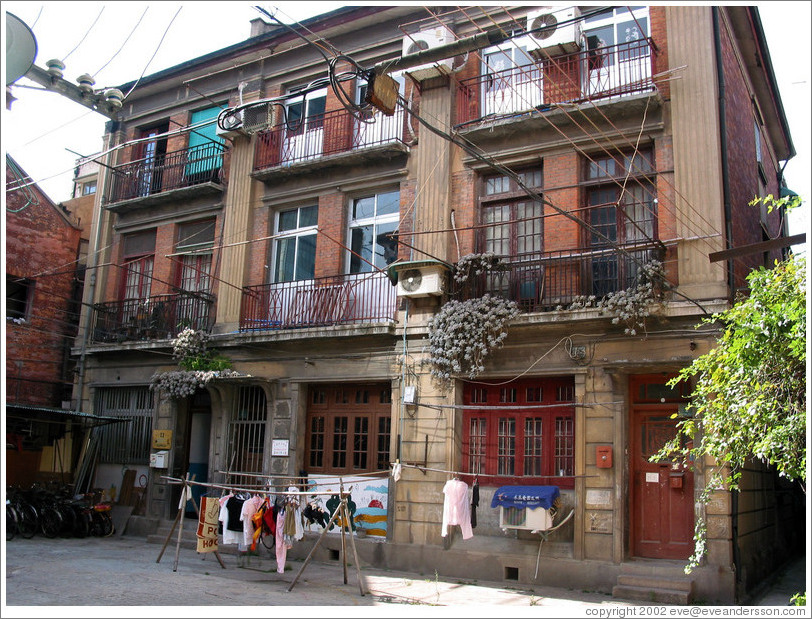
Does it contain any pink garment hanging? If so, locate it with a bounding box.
[442,478,473,540]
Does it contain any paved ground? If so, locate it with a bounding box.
[2,534,808,616]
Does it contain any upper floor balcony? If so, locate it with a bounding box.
[456,38,657,128]
[90,292,214,344]
[454,243,669,313]
[240,272,397,332]
[253,106,409,178]
[108,143,225,211]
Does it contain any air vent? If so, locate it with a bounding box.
[526,6,583,57]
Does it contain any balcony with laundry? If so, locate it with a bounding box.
[252,104,410,179]
[239,272,397,333]
[107,141,226,212]
[90,292,215,344]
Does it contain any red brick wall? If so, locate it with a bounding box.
[719,15,784,288]
[5,161,81,406]
[650,6,670,101]
[315,192,347,278]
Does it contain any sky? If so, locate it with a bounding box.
[2,2,810,254]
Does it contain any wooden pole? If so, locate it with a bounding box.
[287,495,344,592]
[172,474,190,572]
[155,507,182,563]
[343,497,366,596]
[339,478,348,585]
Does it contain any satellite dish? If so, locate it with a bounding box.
[400,269,423,292]
[6,12,37,86]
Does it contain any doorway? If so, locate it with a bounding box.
[629,375,694,559]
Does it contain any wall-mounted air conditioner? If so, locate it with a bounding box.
[390,260,448,298]
[401,25,454,81]
[526,6,583,57]
[216,109,245,139]
[499,506,554,533]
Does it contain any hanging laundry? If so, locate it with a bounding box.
[442,478,473,540]
[274,508,291,574]
[471,480,479,529]
[240,495,263,550]
[219,495,245,545]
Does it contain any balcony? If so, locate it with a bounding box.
[456,38,657,127]
[240,272,397,332]
[90,292,215,343]
[253,106,409,176]
[455,244,667,312]
[108,143,225,209]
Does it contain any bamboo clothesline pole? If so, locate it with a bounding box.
[158,474,367,596]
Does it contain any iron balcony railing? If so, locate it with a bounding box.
[254,106,408,171]
[240,272,397,332]
[110,142,225,203]
[454,244,667,312]
[91,292,215,343]
[456,38,656,127]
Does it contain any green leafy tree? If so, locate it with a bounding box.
[655,195,806,574]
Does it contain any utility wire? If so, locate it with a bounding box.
[61,7,105,63]
[92,6,149,78]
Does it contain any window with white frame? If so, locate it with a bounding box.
[284,87,327,162]
[272,205,318,282]
[348,190,399,273]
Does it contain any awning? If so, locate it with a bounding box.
[490,485,560,510]
[4,404,131,427]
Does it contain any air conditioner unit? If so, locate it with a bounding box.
[401,25,454,81]
[216,109,245,139]
[499,506,554,532]
[526,6,583,57]
[392,260,447,298]
[242,102,274,134]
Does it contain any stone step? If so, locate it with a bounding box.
[612,584,692,605]
[616,573,693,592]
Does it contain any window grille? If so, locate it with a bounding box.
[225,386,268,484]
[96,387,154,464]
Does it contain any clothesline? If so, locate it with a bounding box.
[419,400,623,412]
[392,462,596,481]
[162,475,354,497]
[218,469,390,482]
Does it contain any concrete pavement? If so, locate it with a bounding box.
[2,533,808,615]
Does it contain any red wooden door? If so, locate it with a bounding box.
[631,409,694,559]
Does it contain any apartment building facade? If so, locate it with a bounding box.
[72,6,801,603]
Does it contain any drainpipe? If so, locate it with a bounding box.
[712,7,736,303]
[713,7,741,587]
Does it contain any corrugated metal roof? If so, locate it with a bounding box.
[4,404,130,425]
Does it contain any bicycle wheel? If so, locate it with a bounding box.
[39,507,63,538]
[99,511,115,537]
[16,502,38,539]
[6,504,18,541]
[72,508,91,538]
[57,503,76,537]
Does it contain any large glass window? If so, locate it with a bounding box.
[462,378,575,488]
[306,384,392,475]
[120,230,156,322]
[582,149,657,295]
[348,190,399,273]
[273,205,318,282]
[175,219,215,329]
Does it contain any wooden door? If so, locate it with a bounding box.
[631,408,694,559]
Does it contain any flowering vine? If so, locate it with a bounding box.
[566,260,666,336]
[150,328,239,399]
[426,253,519,383]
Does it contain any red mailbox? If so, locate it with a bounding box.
[596,445,613,469]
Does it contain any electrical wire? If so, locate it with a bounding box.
[92,6,149,78]
[60,7,105,63]
[122,6,182,101]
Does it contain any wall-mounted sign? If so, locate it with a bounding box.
[271,439,289,457]
[152,429,173,449]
